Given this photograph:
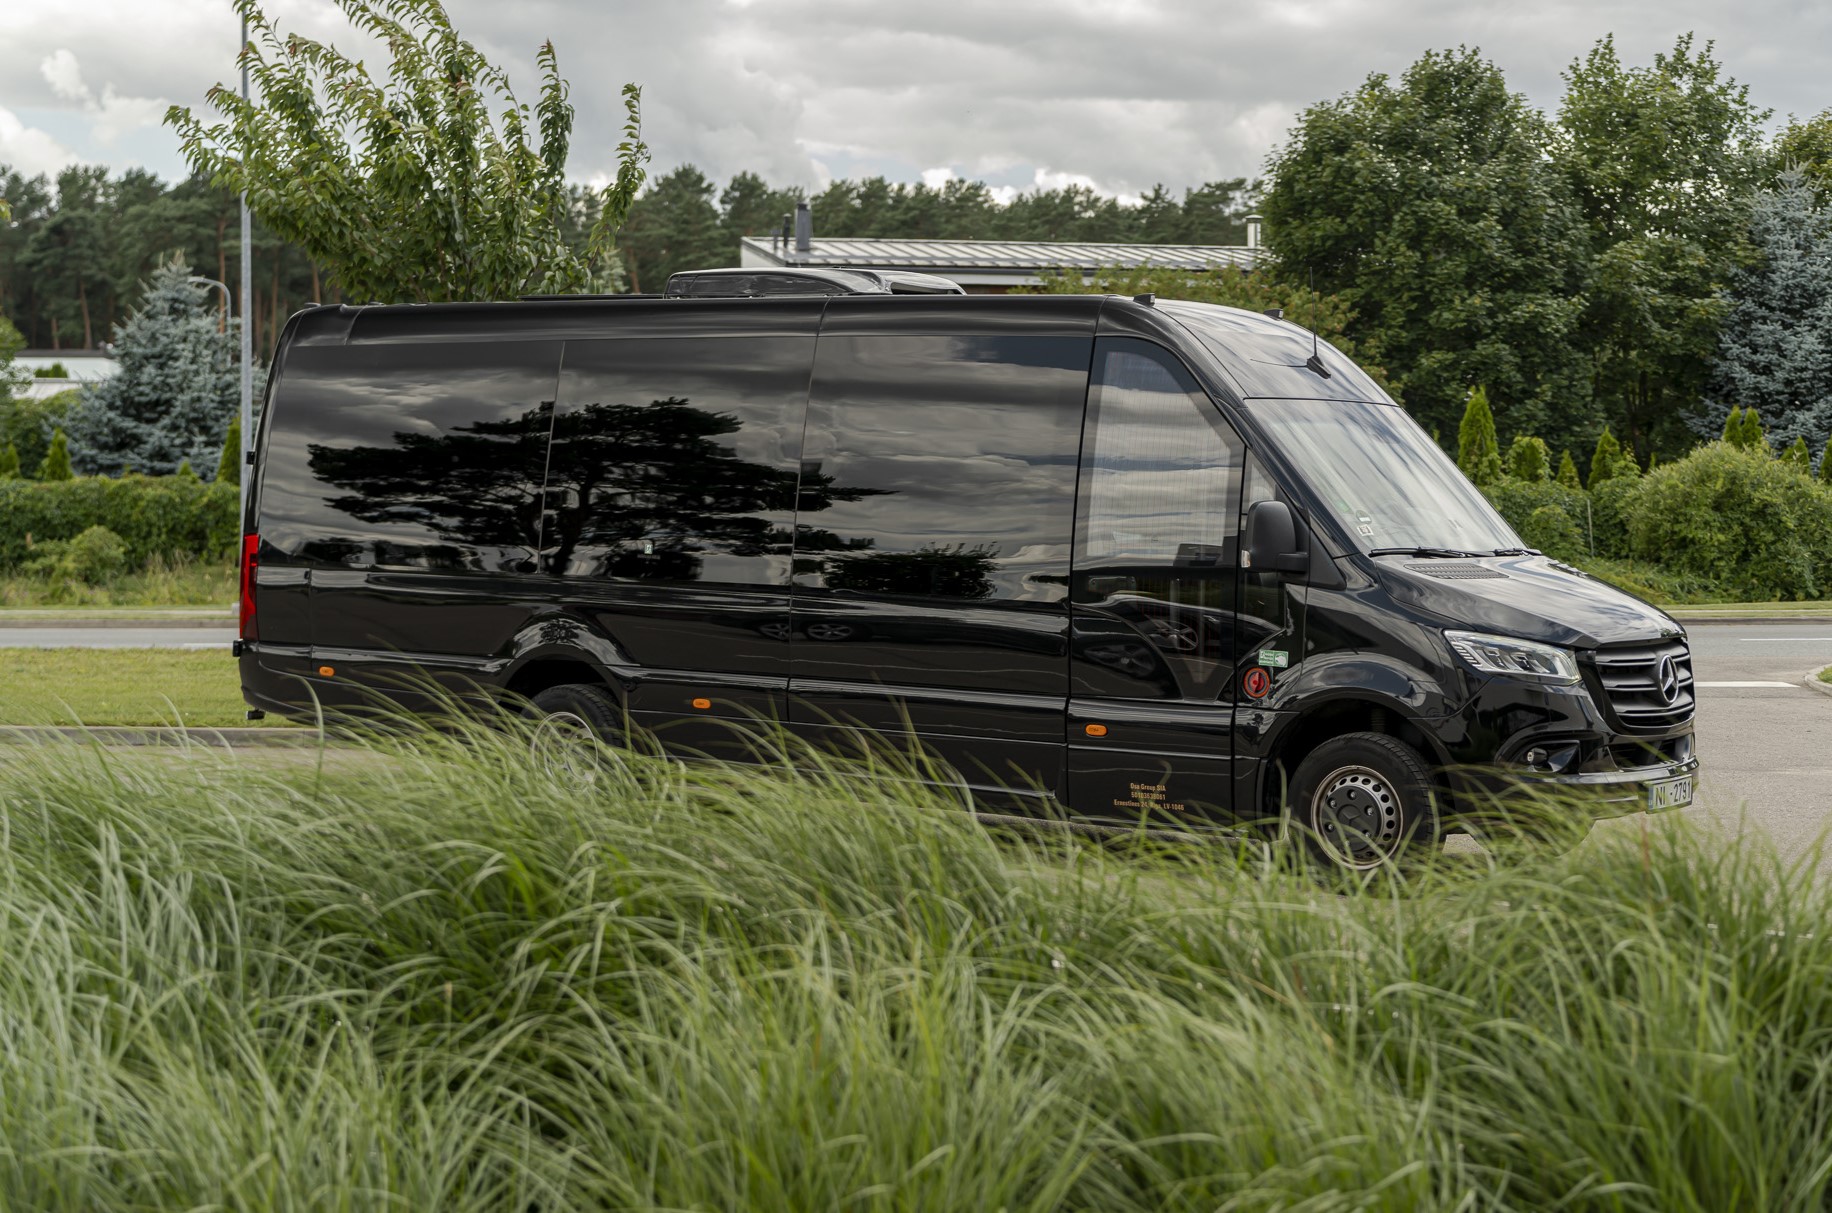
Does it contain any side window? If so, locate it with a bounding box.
[796,334,1089,603]
[261,341,560,571]
[542,336,811,584]
[1073,339,1245,700]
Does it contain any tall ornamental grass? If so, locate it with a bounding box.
[0,718,1828,1210]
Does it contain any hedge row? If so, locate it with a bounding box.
[1483,441,1832,600]
[0,474,238,571]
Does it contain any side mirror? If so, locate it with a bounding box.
[1243,499,1308,575]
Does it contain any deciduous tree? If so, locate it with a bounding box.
[1559,34,1771,460]
[167,0,649,303]
[1262,48,1591,445]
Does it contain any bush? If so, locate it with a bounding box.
[0,388,76,475]
[1626,441,1832,599]
[1482,478,1589,555]
[1586,475,1642,559]
[0,475,238,571]
[1506,435,1550,482]
[22,525,131,587]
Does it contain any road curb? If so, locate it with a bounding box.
[1675,614,1832,625]
[1807,667,1832,699]
[0,725,324,748]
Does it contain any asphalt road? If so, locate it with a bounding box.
[1635,621,1832,862]
[3,618,1829,856]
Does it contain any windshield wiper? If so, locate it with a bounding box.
[1366,546,1485,559]
[1488,547,1541,556]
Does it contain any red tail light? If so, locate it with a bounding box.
[240,533,259,641]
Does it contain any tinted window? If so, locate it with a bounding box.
[260,342,560,571]
[1073,340,1245,699]
[796,335,1089,602]
[541,337,812,585]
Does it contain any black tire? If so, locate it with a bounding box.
[526,683,624,781]
[1289,732,1440,870]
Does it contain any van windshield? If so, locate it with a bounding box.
[1246,398,1521,555]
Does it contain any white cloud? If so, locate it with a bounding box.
[41,48,90,105]
[0,105,78,178]
[36,48,166,149]
[919,167,955,189]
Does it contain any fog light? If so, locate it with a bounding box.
[1525,747,1548,767]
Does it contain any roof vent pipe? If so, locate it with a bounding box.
[1245,213,1263,250]
[794,201,813,255]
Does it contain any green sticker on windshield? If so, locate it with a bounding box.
[1258,649,1289,668]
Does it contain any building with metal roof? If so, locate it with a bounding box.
[739,202,1266,293]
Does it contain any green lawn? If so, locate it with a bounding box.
[0,647,287,727]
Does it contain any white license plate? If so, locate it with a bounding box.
[1648,776,1694,812]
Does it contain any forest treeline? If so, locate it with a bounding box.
[0,164,1252,352]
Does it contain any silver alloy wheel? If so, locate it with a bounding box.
[531,709,602,783]
[1310,763,1403,869]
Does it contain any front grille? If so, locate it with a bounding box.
[1588,638,1694,733]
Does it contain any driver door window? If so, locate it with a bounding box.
[1072,339,1244,701]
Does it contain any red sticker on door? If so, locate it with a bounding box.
[1242,667,1271,699]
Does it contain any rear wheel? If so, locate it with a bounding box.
[527,683,623,783]
[1290,732,1439,870]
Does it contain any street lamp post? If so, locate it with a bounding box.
[238,15,253,524]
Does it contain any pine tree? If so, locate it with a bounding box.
[1556,449,1582,488]
[38,429,72,481]
[1589,427,1623,489]
[0,442,18,478]
[218,416,242,487]
[1507,435,1551,481]
[1457,386,1503,485]
[1699,168,1832,451]
[1821,436,1832,483]
[60,259,239,477]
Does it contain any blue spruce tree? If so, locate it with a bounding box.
[61,259,239,477]
[1696,168,1832,450]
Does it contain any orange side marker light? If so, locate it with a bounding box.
[318,665,335,677]
[1084,723,1108,737]
[691,697,712,710]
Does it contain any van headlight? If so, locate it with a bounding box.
[1445,630,1580,685]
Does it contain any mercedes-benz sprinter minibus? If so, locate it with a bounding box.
[237,269,1698,867]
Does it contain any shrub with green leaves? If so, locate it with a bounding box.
[1506,434,1551,482]
[1483,478,1589,557]
[1627,441,1832,598]
[1587,426,1623,488]
[1587,475,1642,560]
[0,475,238,570]
[21,525,131,586]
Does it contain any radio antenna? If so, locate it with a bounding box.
[1304,267,1330,379]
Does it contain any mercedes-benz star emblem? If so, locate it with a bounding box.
[1656,655,1680,705]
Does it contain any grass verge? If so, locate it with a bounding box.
[0,647,284,727]
[0,716,1828,1208]
[1820,665,1832,684]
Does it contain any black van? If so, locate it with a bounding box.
[238,272,1698,867]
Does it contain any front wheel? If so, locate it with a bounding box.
[1290,732,1440,870]
[526,683,624,784]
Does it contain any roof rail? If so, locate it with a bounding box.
[664,266,964,298]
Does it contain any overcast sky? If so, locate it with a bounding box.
[3,0,1827,203]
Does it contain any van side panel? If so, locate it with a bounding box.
[790,317,1092,799]
[538,331,815,738]
[258,339,561,708]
